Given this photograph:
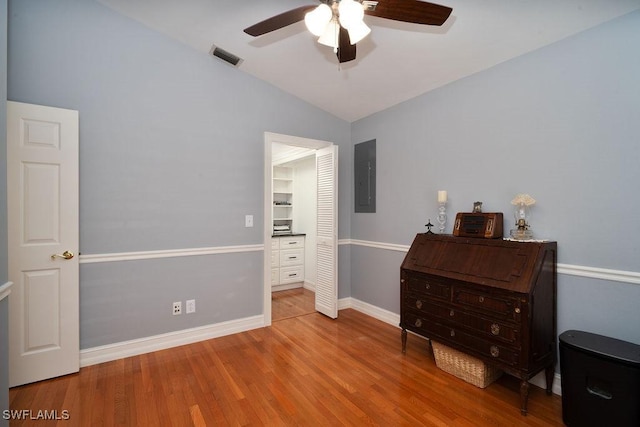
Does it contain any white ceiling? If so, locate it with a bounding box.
[98,0,640,122]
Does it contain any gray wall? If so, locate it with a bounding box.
[1,0,9,423]
[350,10,640,345]
[5,0,640,403]
[7,0,352,348]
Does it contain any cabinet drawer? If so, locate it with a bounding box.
[271,238,280,250]
[404,273,451,301]
[280,265,304,284]
[403,294,519,345]
[403,312,520,367]
[280,236,305,249]
[271,250,279,267]
[453,289,522,322]
[280,248,304,266]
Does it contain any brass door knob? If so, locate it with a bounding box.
[51,250,74,260]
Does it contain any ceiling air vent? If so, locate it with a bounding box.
[210,45,243,67]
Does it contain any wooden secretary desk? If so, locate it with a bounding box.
[400,233,557,415]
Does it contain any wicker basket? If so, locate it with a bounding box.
[431,341,503,388]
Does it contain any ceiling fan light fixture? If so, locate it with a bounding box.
[304,4,332,36]
[347,20,371,45]
[318,18,340,49]
[338,0,364,30]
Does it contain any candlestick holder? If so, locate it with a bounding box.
[425,219,434,234]
[437,202,447,234]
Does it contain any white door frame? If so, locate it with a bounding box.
[263,132,335,326]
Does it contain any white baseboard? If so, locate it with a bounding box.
[339,297,400,326]
[80,315,264,367]
[271,282,303,292]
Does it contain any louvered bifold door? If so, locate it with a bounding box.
[315,145,338,318]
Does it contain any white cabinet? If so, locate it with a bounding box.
[271,235,305,289]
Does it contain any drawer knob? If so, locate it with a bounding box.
[490,345,500,357]
[514,307,521,314]
[401,279,405,284]
[478,296,485,303]
[414,319,423,328]
[415,300,423,309]
[449,310,455,317]
[425,283,430,290]
[491,323,500,335]
[450,330,455,337]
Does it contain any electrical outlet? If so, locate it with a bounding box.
[186,299,196,314]
[172,301,182,315]
[245,214,253,227]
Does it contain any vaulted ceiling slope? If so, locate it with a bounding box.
[98,0,640,122]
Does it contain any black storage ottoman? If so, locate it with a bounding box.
[559,330,640,427]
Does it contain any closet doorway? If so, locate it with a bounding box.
[263,133,338,326]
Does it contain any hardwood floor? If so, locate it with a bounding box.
[271,288,316,322]
[9,308,564,426]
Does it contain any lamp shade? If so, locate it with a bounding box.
[338,0,364,30]
[347,20,371,45]
[318,18,340,49]
[304,4,332,37]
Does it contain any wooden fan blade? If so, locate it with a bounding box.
[365,0,452,26]
[244,5,317,36]
[337,26,356,63]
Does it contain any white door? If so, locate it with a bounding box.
[7,101,79,386]
[315,145,338,318]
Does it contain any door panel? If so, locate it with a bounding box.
[7,101,79,387]
[315,145,338,318]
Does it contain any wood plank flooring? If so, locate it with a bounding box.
[9,300,564,426]
[272,288,316,322]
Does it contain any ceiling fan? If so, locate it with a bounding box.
[244,0,453,63]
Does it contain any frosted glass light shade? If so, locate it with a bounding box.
[347,20,371,44]
[318,18,340,49]
[338,0,364,30]
[304,4,332,36]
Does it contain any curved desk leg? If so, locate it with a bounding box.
[401,328,407,353]
[545,365,555,395]
[519,380,530,415]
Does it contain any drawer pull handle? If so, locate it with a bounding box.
[450,330,455,337]
[491,323,500,335]
[414,319,423,328]
[401,279,405,284]
[288,273,297,277]
[288,242,296,245]
[490,345,500,357]
[415,300,423,309]
[288,256,297,260]
[449,310,455,317]
[478,296,485,303]
[514,307,521,314]
[425,283,430,290]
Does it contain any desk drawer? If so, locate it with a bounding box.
[403,294,519,345]
[453,288,522,322]
[403,311,520,367]
[404,274,451,301]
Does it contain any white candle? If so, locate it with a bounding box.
[437,190,447,203]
